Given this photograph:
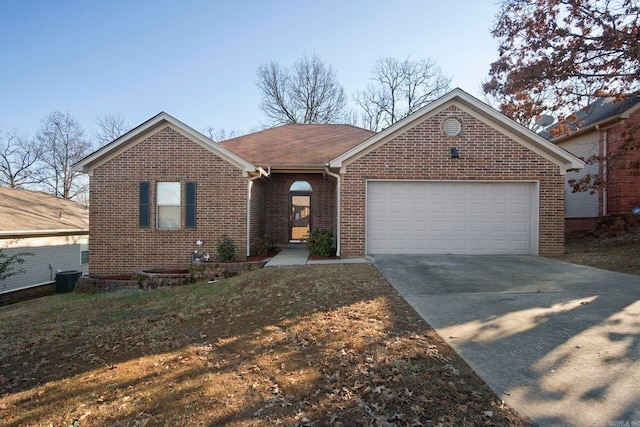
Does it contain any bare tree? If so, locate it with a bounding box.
[94,112,130,146]
[257,53,347,124]
[36,111,93,200]
[0,129,43,188]
[202,126,238,142]
[484,0,640,195]
[354,57,451,131]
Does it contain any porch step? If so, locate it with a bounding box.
[276,243,308,250]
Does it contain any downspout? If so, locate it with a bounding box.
[324,164,341,258]
[246,167,271,258]
[597,125,608,216]
[602,129,608,216]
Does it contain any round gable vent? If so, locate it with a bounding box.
[443,118,462,136]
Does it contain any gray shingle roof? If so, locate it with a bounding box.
[0,187,89,233]
[543,93,640,139]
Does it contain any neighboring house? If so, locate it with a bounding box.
[0,187,89,293]
[549,94,640,230]
[73,88,583,275]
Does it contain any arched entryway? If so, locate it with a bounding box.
[290,180,312,241]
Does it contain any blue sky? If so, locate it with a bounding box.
[0,0,500,140]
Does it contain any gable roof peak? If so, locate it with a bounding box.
[73,111,256,174]
[329,87,584,173]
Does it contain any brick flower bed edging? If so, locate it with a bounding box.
[74,259,269,294]
[189,259,269,280]
[0,283,55,306]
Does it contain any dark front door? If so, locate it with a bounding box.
[290,194,311,241]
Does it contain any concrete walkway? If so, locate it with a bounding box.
[264,248,310,266]
[264,248,370,267]
[372,255,640,427]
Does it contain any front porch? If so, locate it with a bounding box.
[250,172,338,254]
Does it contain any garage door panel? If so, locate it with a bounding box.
[450,185,468,196]
[470,185,487,196]
[491,240,508,251]
[449,201,467,212]
[450,239,468,250]
[511,222,528,233]
[390,203,407,213]
[491,203,508,215]
[430,221,448,232]
[431,204,448,214]
[490,222,508,232]
[510,203,528,214]
[367,181,536,255]
[413,202,428,214]
[470,221,487,232]
[412,220,428,232]
[430,239,449,251]
[470,202,488,214]
[409,184,427,195]
[476,241,493,251]
[489,186,507,197]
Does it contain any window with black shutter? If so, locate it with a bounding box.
[185,182,196,228]
[139,181,150,228]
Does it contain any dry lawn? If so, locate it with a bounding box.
[0,264,532,426]
[558,230,640,275]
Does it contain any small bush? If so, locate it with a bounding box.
[217,236,237,262]
[307,228,334,257]
[255,236,275,256]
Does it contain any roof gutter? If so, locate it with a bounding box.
[324,164,341,258]
[552,115,625,143]
[265,164,327,173]
[0,229,90,239]
[246,167,271,258]
[596,125,608,216]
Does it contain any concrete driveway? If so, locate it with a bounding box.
[372,255,640,427]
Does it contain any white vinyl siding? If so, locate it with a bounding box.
[366,181,537,255]
[558,132,600,218]
[1,235,89,294]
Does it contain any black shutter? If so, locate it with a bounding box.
[139,181,150,228]
[185,182,196,228]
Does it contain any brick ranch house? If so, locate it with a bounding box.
[549,94,640,230]
[74,88,583,275]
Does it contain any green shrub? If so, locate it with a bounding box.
[255,236,275,256]
[216,236,237,262]
[307,228,333,257]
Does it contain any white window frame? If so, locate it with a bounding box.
[157,182,181,229]
[80,242,89,265]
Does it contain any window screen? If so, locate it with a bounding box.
[157,182,181,229]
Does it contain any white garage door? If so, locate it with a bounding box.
[366,181,537,255]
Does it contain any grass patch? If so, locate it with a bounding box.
[0,264,531,426]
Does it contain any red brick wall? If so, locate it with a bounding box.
[264,173,337,244]
[89,125,248,275]
[604,110,640,215]
[340,106,566,256]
